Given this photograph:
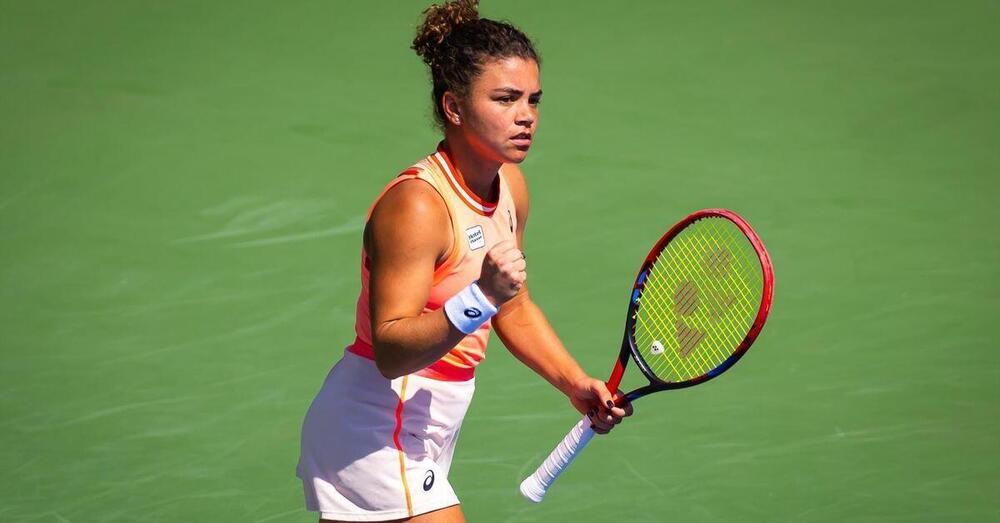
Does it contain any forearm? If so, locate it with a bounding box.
[372,310,466,379]
[493,293,588,397]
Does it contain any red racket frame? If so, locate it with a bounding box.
[607,209,775,404]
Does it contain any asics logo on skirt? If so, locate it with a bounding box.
[423,470,435,491]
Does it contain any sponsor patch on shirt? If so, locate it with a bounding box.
[466,225,485,250]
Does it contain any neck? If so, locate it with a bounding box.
[441,132,502,202]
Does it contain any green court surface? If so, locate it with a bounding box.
[2,1,998,521]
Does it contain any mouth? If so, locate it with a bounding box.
[511,133,532,149]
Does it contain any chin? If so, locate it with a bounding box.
[504,148,530,164]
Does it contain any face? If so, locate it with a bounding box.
[450,56,542,164]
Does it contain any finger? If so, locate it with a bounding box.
[510,258,526,272]
[496,240,519,255]
[493,253,521,269]
[500,265,525,280]
[590,416,614,432]
[487,240,517,259]
[503,249,526,265]
[622,401,634,417]
[590,423,610,435]
[588,409,613,431]
[609,406,628,418]
[593,385,615,413]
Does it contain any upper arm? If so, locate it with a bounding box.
[365,179,452,332]
[501,163,530,249]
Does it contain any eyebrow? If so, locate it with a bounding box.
[492,87,544,97]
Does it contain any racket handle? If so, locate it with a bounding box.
[519,415,595,503]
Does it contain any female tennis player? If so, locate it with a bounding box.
[296,1,631,521]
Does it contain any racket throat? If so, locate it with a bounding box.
[605,340,631,400]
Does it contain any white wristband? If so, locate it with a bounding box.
[444,282,498,334]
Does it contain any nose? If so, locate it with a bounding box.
[515,101,536,128]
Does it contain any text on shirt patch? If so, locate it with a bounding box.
[466,225,485,250]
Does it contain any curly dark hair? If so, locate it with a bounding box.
[412,0,541,130]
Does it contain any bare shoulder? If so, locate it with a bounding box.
[371,178,449,224]
[366,178,451,263]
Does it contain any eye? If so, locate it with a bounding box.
[529,96,542,106]
[496,96,515,104]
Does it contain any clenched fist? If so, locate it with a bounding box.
[478,240,526,306]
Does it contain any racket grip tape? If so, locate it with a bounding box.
[519,415,595,503]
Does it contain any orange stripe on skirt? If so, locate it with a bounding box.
[392,376,414,517]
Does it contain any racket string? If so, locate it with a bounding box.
[642,232,727,377]
[639,266,715,376]
[643,240,727,377]
[637,256,715,379]
[632,217,764,382]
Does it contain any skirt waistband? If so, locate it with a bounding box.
[347,337,475,382]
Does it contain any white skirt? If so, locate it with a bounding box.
[296,350,475,521]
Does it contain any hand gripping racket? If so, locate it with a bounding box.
[519,209,774,502]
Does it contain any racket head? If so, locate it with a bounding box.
[620,209,773,397]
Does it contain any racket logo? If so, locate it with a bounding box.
[669,247,738,359]
[673,280,700,316]
[703,247,733,277]
[674,320,705,358]
[423,470,435,491]
[464,308,482,318]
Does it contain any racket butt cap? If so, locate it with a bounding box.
[519,477,545,503]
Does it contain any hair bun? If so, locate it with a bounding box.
[412,0,480,66]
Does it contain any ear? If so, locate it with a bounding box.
[441,91,462,126]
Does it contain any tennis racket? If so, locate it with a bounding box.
[519,208,774,502]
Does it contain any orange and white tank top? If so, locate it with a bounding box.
[348,143,519,381]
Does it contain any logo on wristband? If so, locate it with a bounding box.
[464,307,482,318]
